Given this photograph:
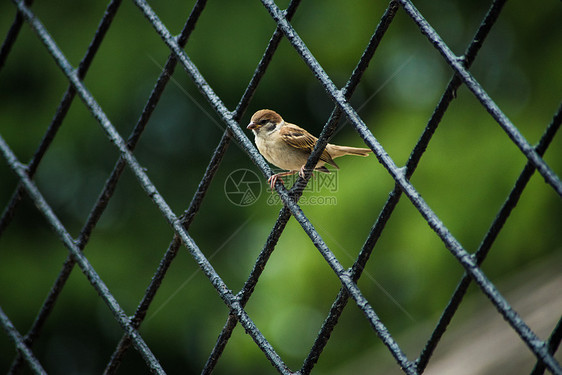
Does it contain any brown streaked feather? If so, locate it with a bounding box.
[279,124,338,168]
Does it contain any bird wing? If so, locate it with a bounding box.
[280,123,338,168]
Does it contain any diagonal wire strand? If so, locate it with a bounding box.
[0,0,33,70]
[531,315,562,375]
[11,1,292,372]
[0,0,122,237]
[302,0,508,371]
[132,0,418,372]
[416,101,562,373]
[207,2,405,373]
[104,130,231,374]
[395,0,562,199]
[146,214,255,324]
[1,0,560,374]
[0,136,166,374]
[315,221,416,323]
[0,306,46,375]
[2,1,125,372]
[108,1,306,371]
[200,0,303,371]
[96,1,222,372]
[259,1,561,373]
[0,307,47,374]
[140,0,560,372]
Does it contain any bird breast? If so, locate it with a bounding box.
[255,132,318,171]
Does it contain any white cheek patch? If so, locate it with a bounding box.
[265,123,278,133]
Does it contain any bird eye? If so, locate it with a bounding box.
[260,120,268,125]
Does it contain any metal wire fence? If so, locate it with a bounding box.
[1,0,561,374]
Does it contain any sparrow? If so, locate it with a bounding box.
[247,109,372,190]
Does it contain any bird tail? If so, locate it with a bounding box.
[329,145,372,158]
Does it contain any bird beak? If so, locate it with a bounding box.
[247,122,259,130]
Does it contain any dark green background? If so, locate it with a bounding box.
[1,0,561,374]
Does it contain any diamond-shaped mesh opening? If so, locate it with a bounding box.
[1,0,561,374]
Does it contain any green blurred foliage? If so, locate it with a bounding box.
[0,0,561,374]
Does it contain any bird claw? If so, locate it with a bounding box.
[268,174,284,191]
[268,170,308,191]
[298,166,314,179]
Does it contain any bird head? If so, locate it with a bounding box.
[247,109,283,132]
